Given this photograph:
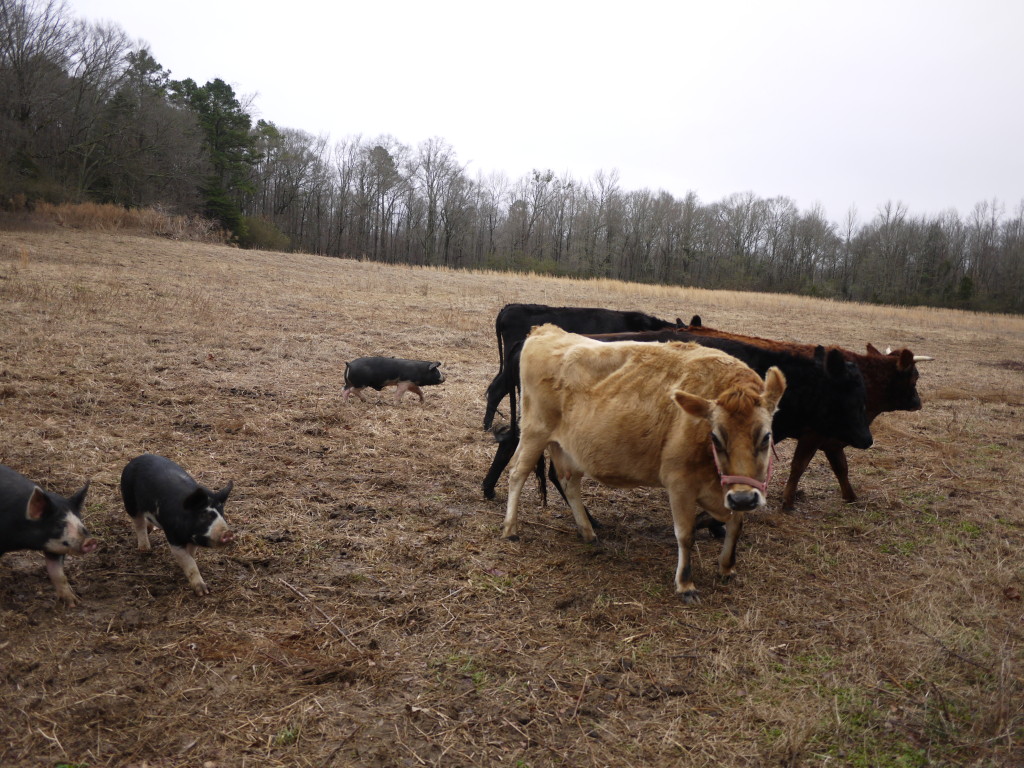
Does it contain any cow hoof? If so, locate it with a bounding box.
[503,533,520,542]
[720,573,735,584]
[482,487,496,501]
[681,590,700,605]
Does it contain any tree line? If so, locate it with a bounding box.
[2,0,1022,313]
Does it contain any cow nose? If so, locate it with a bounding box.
[726,490,760,511]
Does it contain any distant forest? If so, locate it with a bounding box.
[2,0,1022,313]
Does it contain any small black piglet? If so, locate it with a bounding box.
[0,464,96,606]
[120,454,234,596]
[343,357,445,403]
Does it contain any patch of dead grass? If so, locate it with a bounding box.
[0,229,1022,767]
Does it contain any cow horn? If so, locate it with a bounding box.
[913,355,935,362]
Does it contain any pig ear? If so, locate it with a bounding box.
[183,487,208,511]
[431,362,441,370]
[26,487,49,520]
[213,481,233,504]
[67,480,90,513]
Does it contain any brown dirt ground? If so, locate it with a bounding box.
[1,228,1022,768]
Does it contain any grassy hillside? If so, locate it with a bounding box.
[1,228,1022,767]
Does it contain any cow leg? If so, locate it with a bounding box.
[547,444,596,543]
[717,512,744,582]
[502,434,548,539]
[482,427,518,500]
[667,489,699,602]
[782,435,821,510]
[547,460,602,529]
[823,444,857,502]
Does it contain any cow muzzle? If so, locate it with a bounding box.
[725,488,763,512]
[711,437,775,509]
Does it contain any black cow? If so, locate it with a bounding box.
[481,303,681,500]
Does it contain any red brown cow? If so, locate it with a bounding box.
[684,316,932,509]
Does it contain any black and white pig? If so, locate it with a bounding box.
[343,357,445,403]
[0,465,97,606]
[120,454,234,596]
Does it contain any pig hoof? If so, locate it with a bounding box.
[192,582,210,596]
[681,590,700,605]
[57,591,80,607]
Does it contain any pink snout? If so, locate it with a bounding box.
[218,530,235,546]
[79,537,100,554]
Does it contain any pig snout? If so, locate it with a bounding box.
[205,516,234,547]
[57,517,98,555]
[79,536,99,554]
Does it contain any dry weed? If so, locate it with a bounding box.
[0,229,1021,767]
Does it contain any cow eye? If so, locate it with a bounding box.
[759,433,772,450]
[711,433,725,452]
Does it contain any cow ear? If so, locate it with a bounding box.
[897,349,914,371]
[213,480,233,504]
[67,480,90,513]
[26,487,49,520]
[762,366,787,413]
[689,315,702,327]
[866,343,882,356]
[673,390,712,420]
[825,348,847,378]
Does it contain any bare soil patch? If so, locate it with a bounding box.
[1,230,1022,767]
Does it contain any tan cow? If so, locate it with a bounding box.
[502,324,786,602]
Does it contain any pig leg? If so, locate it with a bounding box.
[44,553,78,606]
[133,515,153,551]
[169,543,209,596]
[343,386,369,402]
[394,382,424,403]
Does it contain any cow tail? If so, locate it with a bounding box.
[495,320,505,375]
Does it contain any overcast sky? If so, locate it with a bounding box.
[71,0,1023,223]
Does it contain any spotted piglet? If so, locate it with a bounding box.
[120,454,234,596]
[0,464,98,606]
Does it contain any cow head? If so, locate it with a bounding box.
[866,343,927,412]
[674,366,786,511]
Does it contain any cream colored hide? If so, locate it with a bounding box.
[503,324,786,603]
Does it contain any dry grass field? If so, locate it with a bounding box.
[1,225,1022,768]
